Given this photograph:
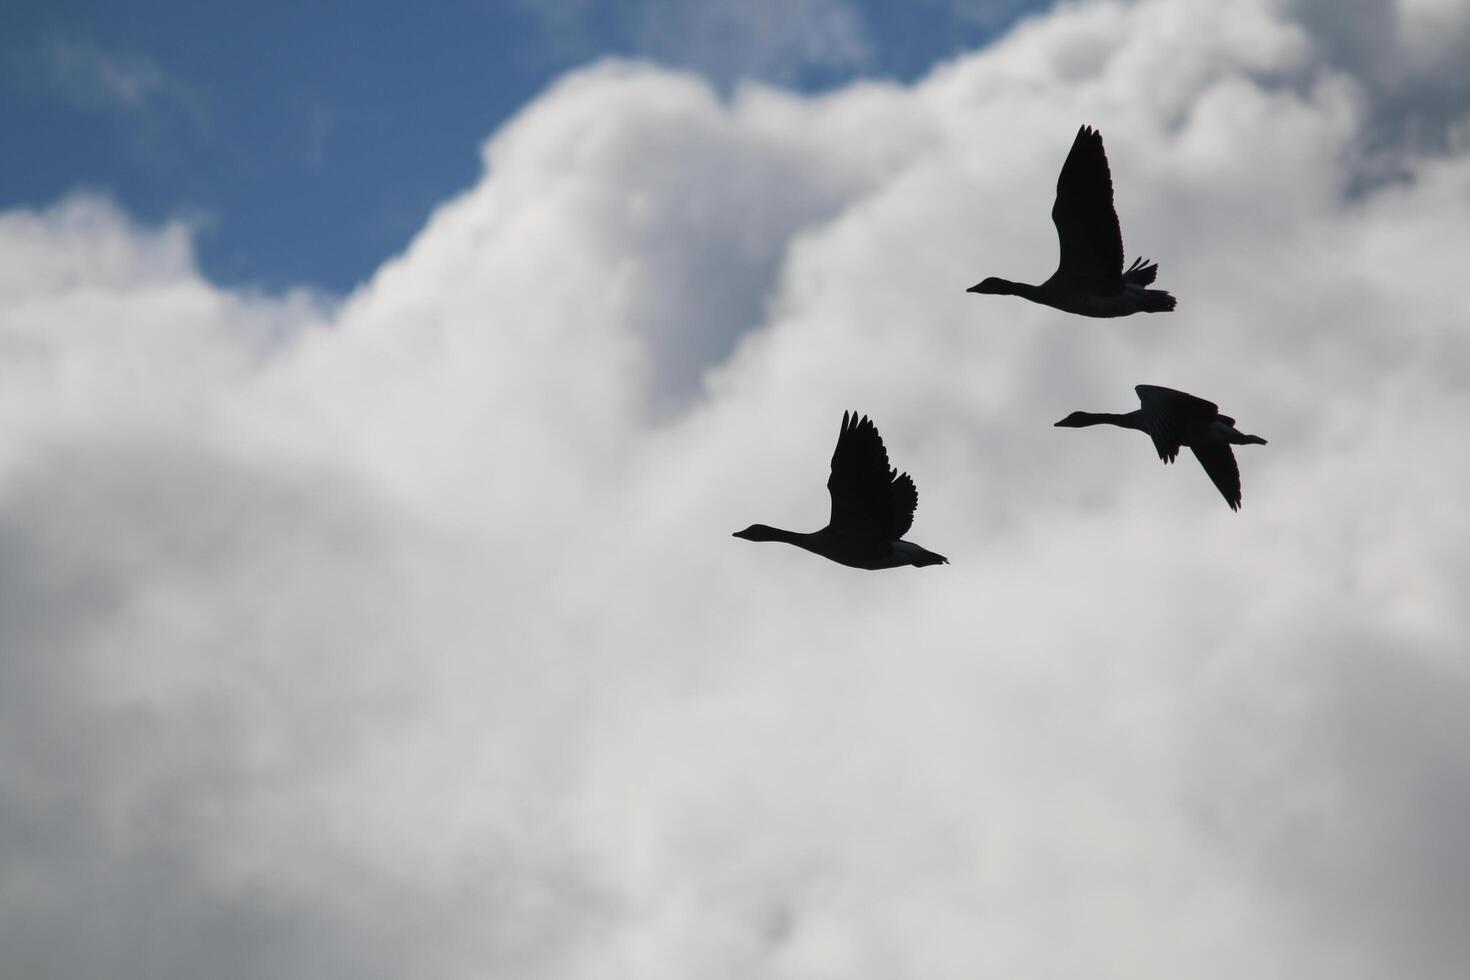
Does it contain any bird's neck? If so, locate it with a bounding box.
[1076,410,1146,431]
[754,525,820,549]
[998,278,1044,301]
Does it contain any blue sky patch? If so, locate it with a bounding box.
[1,0,1052,292]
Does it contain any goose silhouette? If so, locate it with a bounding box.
[1055,385,1266,510]
[734,412,949,569]
[969,125,1175,317]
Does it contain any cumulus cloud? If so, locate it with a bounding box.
[1289,0,1470,170]
[2,1,1468,978]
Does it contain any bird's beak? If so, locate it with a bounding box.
[965,284,983,293]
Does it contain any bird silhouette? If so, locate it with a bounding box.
[968,125,1175,317]
[734,411,949,568]
[1055,385,1266,510]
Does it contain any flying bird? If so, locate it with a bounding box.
[968,125,1176,317]
[1054,385,1267,510]
[733,411,949,569]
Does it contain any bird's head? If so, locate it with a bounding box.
[1053,411,1093,428]
[966,277,1015,295]
[732,524,782,542]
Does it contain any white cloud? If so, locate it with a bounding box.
[29,38,203,126]
[514,0,872,85]
[944,0,1059,30]
[632,0,873,84]
[2,1,1468,978]
[14,39,207,165]
[38,39,169,111]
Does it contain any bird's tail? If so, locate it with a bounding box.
[1123,258,1174,312]
[1139,288,1176,313]
[892,540,949,566]
[1237,433,1267,446]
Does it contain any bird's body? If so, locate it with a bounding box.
[1055,385,1266,510]
[968,126,1175,317]
[734,412,949,570]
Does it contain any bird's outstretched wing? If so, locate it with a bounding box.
[1190,443,1243,511]
[1052,125,1125,291]
[887,472,917,541]
[1135,385,1218,463]
[827,412,915,540]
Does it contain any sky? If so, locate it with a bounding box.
[1,0,1046,292]
[2,1,1469,978]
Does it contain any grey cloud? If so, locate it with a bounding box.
[1289,0,1470,175]
[1183,623,1470,979]
[0,445,395,979]
[0,440,616,979]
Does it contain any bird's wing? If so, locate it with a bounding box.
[888,472,917,540]
[1190,443,1243,511]
[1135,385,1217,463]
[827,412,908,540]
[1051,126,1125,290]
[1122,256,1158,286]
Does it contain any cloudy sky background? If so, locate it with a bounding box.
[2,0,1469,977]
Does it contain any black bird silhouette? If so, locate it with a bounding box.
[1055,385,1266,510]
[734,412,949,569]
[968,125,1175,317]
